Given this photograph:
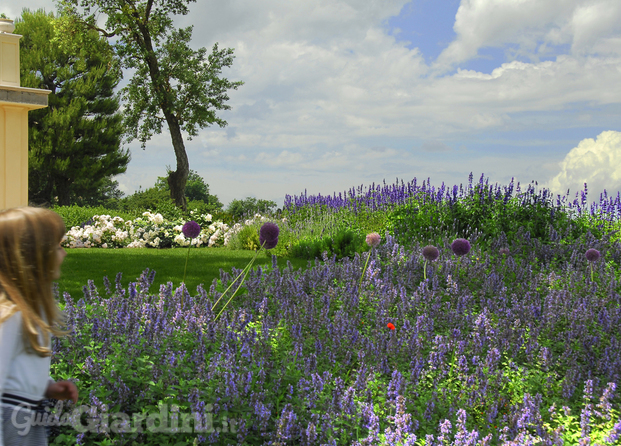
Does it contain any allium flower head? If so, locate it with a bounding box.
[499,248,510,256]
[387,323,395,330]
[182,221,201,239]
[586,248,601,262]
[259,223,279,249]
[451,238,471,256]
[422,245,439,261]
[366,232,381,248]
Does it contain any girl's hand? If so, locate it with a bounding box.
[45,380,79,404]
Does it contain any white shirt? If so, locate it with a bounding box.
[0,309,55,443]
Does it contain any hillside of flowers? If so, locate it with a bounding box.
[50,228,621,445]
[48,174,621,445]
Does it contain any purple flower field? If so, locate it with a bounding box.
[284,172,621,227]
[47,175,621,445]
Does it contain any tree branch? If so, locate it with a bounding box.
[78,18,119,38]
[145,0,154,22]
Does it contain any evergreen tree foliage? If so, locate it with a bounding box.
[17,9,130,207]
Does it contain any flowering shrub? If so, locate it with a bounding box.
[62,211,230,249]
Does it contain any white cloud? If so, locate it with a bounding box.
[434,0,621,71]
[255,150,304,167]
[541,131,621,203]
[420,141,454,152]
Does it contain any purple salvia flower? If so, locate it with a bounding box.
[103,276,112,295]
[387,370,405,403]
[305,422,317,444]
[603,420,621,444]
[274,403,297,441]
[360,402,380,443]
[424,399,435,422]
[389,395,413,443]
[437,418,452,445]
[597,382,616,420]
[342,386,357,416]
[581,380,594,438]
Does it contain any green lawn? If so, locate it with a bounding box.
[56,247,311,302]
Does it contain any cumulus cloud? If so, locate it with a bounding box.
[542,131,621,203]
[186,0,621,151]
[434,0,621,71]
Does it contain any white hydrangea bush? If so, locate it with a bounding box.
[62,211,231,249]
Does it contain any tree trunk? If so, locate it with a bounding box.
[137,27,190,212]
[56,178,72,207]
[166,116,189,212]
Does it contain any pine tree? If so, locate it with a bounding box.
[17,9,130,207]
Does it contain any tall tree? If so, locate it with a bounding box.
[17,9,130,207]
[60,0,243,211]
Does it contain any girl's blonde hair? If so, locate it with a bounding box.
[0,206,70,357]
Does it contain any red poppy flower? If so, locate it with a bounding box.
[387,323,395,330]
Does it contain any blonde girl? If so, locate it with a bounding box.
[0,207,78,446]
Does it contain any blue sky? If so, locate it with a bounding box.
[8,0,621,215]
[387,0,460,64]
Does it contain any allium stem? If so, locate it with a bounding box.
[182,241,192,307]
[424,259,428,281]
[211,255,256,313]
[182,242,192,286]
[213,241,265,321]
[359,249,373,293]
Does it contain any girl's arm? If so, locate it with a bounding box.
[0,312,21,446]
[0,312,21,391]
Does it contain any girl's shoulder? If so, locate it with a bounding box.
[0,294,19,324]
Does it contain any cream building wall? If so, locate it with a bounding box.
[0,19,50,210]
